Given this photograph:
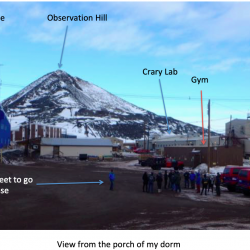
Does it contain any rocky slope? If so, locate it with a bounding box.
[2,70,215,139]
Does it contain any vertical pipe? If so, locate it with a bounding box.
[208,100,211,173]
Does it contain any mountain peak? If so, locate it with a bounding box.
[54,69,70,77]
[1,71,217,139]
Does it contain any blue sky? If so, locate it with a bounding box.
[1,2,250,133]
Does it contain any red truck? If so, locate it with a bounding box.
[165,158,184,170]
[236,169,250,195]
[221,166,250,191]
[133,148,150,154]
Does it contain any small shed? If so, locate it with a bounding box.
[40,138,113,157]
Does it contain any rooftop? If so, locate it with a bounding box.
[41,138,113,147]
[155,135,222,142]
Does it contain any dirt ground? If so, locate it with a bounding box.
[1,159,250,230]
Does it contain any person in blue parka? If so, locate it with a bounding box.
[190,171,196,189]
[109,169,115,191]
[196,173,201,193]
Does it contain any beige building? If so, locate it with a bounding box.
[155,135,224,149]
[104,137,123,149]
[225,119,250,157]
[137,135,224,151]
[40,138,113,157]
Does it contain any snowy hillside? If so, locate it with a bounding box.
[2,70,216,140]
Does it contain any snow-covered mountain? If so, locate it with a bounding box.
[2,70,215,140]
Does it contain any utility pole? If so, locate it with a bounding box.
[207,100,211,173]
[143,122,146,150]
[25,116,31,157]
[147,126,150,151]
[229,115,232,146]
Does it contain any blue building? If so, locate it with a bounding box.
[0,107,10,149]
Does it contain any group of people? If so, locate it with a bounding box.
[109,168,222,197]
[142,170,182,193]
[183,170,221,196]
[142,170,222,196]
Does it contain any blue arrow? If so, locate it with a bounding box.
[36,180,104,186]
[159,79,171,134]
[58,26,68,68]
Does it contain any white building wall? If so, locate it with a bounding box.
[40,146,112,157]
[155,136,222,149]
[43,126,46,137]
[22,127,25,140]
[244,140,250,155]
[12,131,15,142]
[35,123,38,138]
[226,119,250,137]
[59,146,112,157]
[41,146,54,156]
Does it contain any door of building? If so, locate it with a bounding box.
[53,146,60,156]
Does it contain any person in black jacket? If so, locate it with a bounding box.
[183,171,190,189]
[164,170,168,189]
[142,172,149,192]
[156,172,163,193]
[172,158,178,170]
[168,170,173,189]
[201,174,209,195]
[171,171,176,191]
[175,171,181,193]
[215,173,221,196]
[208,175,214,193]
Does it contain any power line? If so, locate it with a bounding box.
[115,94,250,102]
[213,102,248,114]
[2,81,250,103]
[186,117,229,124]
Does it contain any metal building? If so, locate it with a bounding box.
[40,138,113,157]
[136,135,225,151]
[225,119,250,157]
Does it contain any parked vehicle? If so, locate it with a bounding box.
[138,155,184,170]
[138,154,153,166]
[166,158,172,168]
[237,169,250,195]
[138,154,166,170]
[146,157,166,170]
[165,158,184,170]
[133,148,150,154]
[221,166,250,191]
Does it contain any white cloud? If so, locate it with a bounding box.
[203,3,250,42]
[197,58,250,73]
[27,18,154,53]
[4,2,250,59]
[70,20,153,52]
[153,42,202,57]
[28,21,65,44]
[27,4,49,19]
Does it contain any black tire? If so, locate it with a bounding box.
[178,164,184,170]
[227,186,235,192]
[152,166,161,170]
[243,190,250,196]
